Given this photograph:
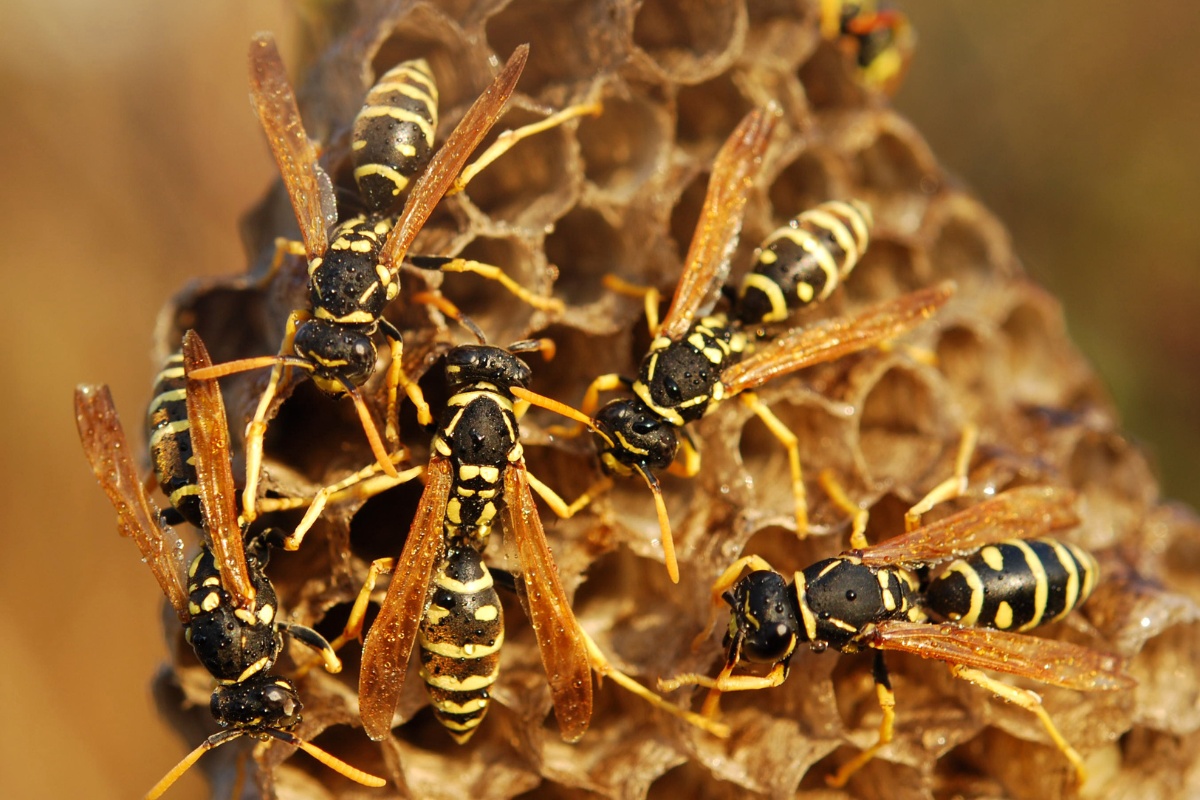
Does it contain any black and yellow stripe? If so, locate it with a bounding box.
[351,59,439,213]
[634,316,749,426]
[146,352,203,527]
[736,199,873,326]
[418,544,504,743]
[925,538,1099,631]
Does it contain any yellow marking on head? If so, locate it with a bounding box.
[994,601,1014,630]
[474,604,499,622]
[980,546,1005,572]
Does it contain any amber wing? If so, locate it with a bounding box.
[359,456,453,741]
[248,32,334,261]
[658,106,779,342]
[501,463,593,742]
[378,45,529,272]
[720,282,954,395]
[870,620,1134,692]
[74,384,191,621]
[180,331,256,610]
[857,485,1080,567]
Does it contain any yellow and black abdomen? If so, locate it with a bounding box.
[418,544,504,743]
[925,538,1099,632]
[735,200,873,326]
[351,59,438,213]
[146,352,203,528]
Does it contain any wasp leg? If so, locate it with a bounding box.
[740,391,808,536]
[330,558,397,652]
[256,237,307,288]
[449,100,603,196]
[602,274,662,335]
[692,554,778,651]
[904,423,978,532]
[278,621,342,674]
[408,290,487,343]
[243,309,308,523]
[665,430,701,478]
[826,651,897,787]
[380,319,432,443]
[819,469,870,550]
[580,628,730,738]
[411,256,564,314]
[524,471,612,519]
[950,663,1087,786]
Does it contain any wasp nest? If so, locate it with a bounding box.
[154,1,1200,798]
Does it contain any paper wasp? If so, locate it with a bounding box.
[192,34,597,525]
[820,0,916,95]
[75,332,387,797]
[566,105,953,581]
[663,485,1132,786]
[314,341,729,743]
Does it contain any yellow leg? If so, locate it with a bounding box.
[670,661,788,718]
[243,309,307,523]
[417,257,564,314]
[524,471,612,519]
[409,290,486,343]
[740,391,808,537]
[545,373,629,438]
[256,237,307,288]
[580,629,730,738]
[950,664,1087,786]
[819,469,870,550]
[666,433,701,478]
[904,422,978,532]
[602,274,662,335]
[277,620,343,674]
[381,320,432,444]
[332,558,397,652]
[450,100,603,196]
[826,652,897,787]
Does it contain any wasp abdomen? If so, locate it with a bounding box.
[146,352,203,527]
[926,538,1099,631]
[419,544,504,743]
[352,59,438,213]
[736,200,873,326]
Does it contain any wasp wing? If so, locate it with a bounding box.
[248,33,334,261]
[658,106,779,341]
[181,331,256,610]
[378,45,529,273]
[501,463,593,742]
[857,485,1079,567]
[870,620,1134,692]
[720,282,954,395]
[359,456,452,741]
[75,384,191,622]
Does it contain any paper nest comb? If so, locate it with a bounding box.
[151,1,1200,798]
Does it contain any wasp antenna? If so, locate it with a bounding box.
[145,730,245,800]
[636,465,678,583]
[262,729,388,788]
[510,386,599,434]
[188,354,312,381]
[339,381,401,479]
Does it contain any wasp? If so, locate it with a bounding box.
[568,105,953,581]
[662,485,1133,786]
[75,332,387,797]
[820,0,916,95]
[192,34,598,525]
[310,341,729,743]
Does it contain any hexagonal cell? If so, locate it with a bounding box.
[798,40,867,110]
[744,0,822,72]
[544,204,633,308]
[765,147,845,225]
[632,0,747,84]
[577,87,671,201]
[855,120,940,199]
[843,236,925,303]
[1000,297,1074,407]
[934,323,998,413]
[926,194,1016,286]
[486,0,626,101]
[675,71,754,150]
[857,365,947,490]
[456,105,582,228]
[371,7,485,113]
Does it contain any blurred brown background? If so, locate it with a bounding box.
[0,1,1195,798]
